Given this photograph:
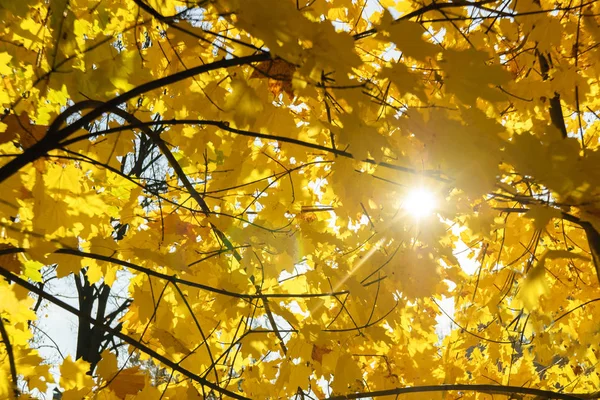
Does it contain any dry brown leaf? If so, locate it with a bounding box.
[250,58,296,98]
[2,113,47,149]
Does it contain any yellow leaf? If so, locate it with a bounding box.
[526,204,561,230]
[380,63,426,99]
[382,16,439,61]
[23,259,43,282]
[60,356,93,391]
[136,378,161,400]
[331,353,363,393]
[288,363,312,390]
[518,250,588,310]
[44,164,83,194]
[224,78,264,128]
[109,367,146,397]
[0,52,12,75]
[0,279,36,323]
[152,328,190,355]
[443,48,511,103]
[96,350,118,382]
[518,262,548,311]
[32,172,70,235]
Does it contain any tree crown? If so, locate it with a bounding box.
[1,0,600,398]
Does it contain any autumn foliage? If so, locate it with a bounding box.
[1,0,600,399]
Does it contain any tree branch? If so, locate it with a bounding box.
[0,316,19,399]
[353,0,498,40]
[52,100,242,262]
[560,212,600,285]
[325,383,592,400]
[538,52,568,139]
[0,53,270,185]
[0,246,349,300]
[60,118,449,181]
[0,265,250,400]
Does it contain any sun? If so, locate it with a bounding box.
[403,187,437,218]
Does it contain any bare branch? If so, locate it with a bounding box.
[325,383,591,400]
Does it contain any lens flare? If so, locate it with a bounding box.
[403,188,437,218]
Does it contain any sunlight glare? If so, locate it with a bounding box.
[403,188,437,218]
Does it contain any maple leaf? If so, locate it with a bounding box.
[1,113,47,149]
[0,244,22,275]
[223,78,264,128]
[250,58,297,98]
[379,13,439,61]
[443,49,511,104]
[60,356,93,391]
[312,343,332,363]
